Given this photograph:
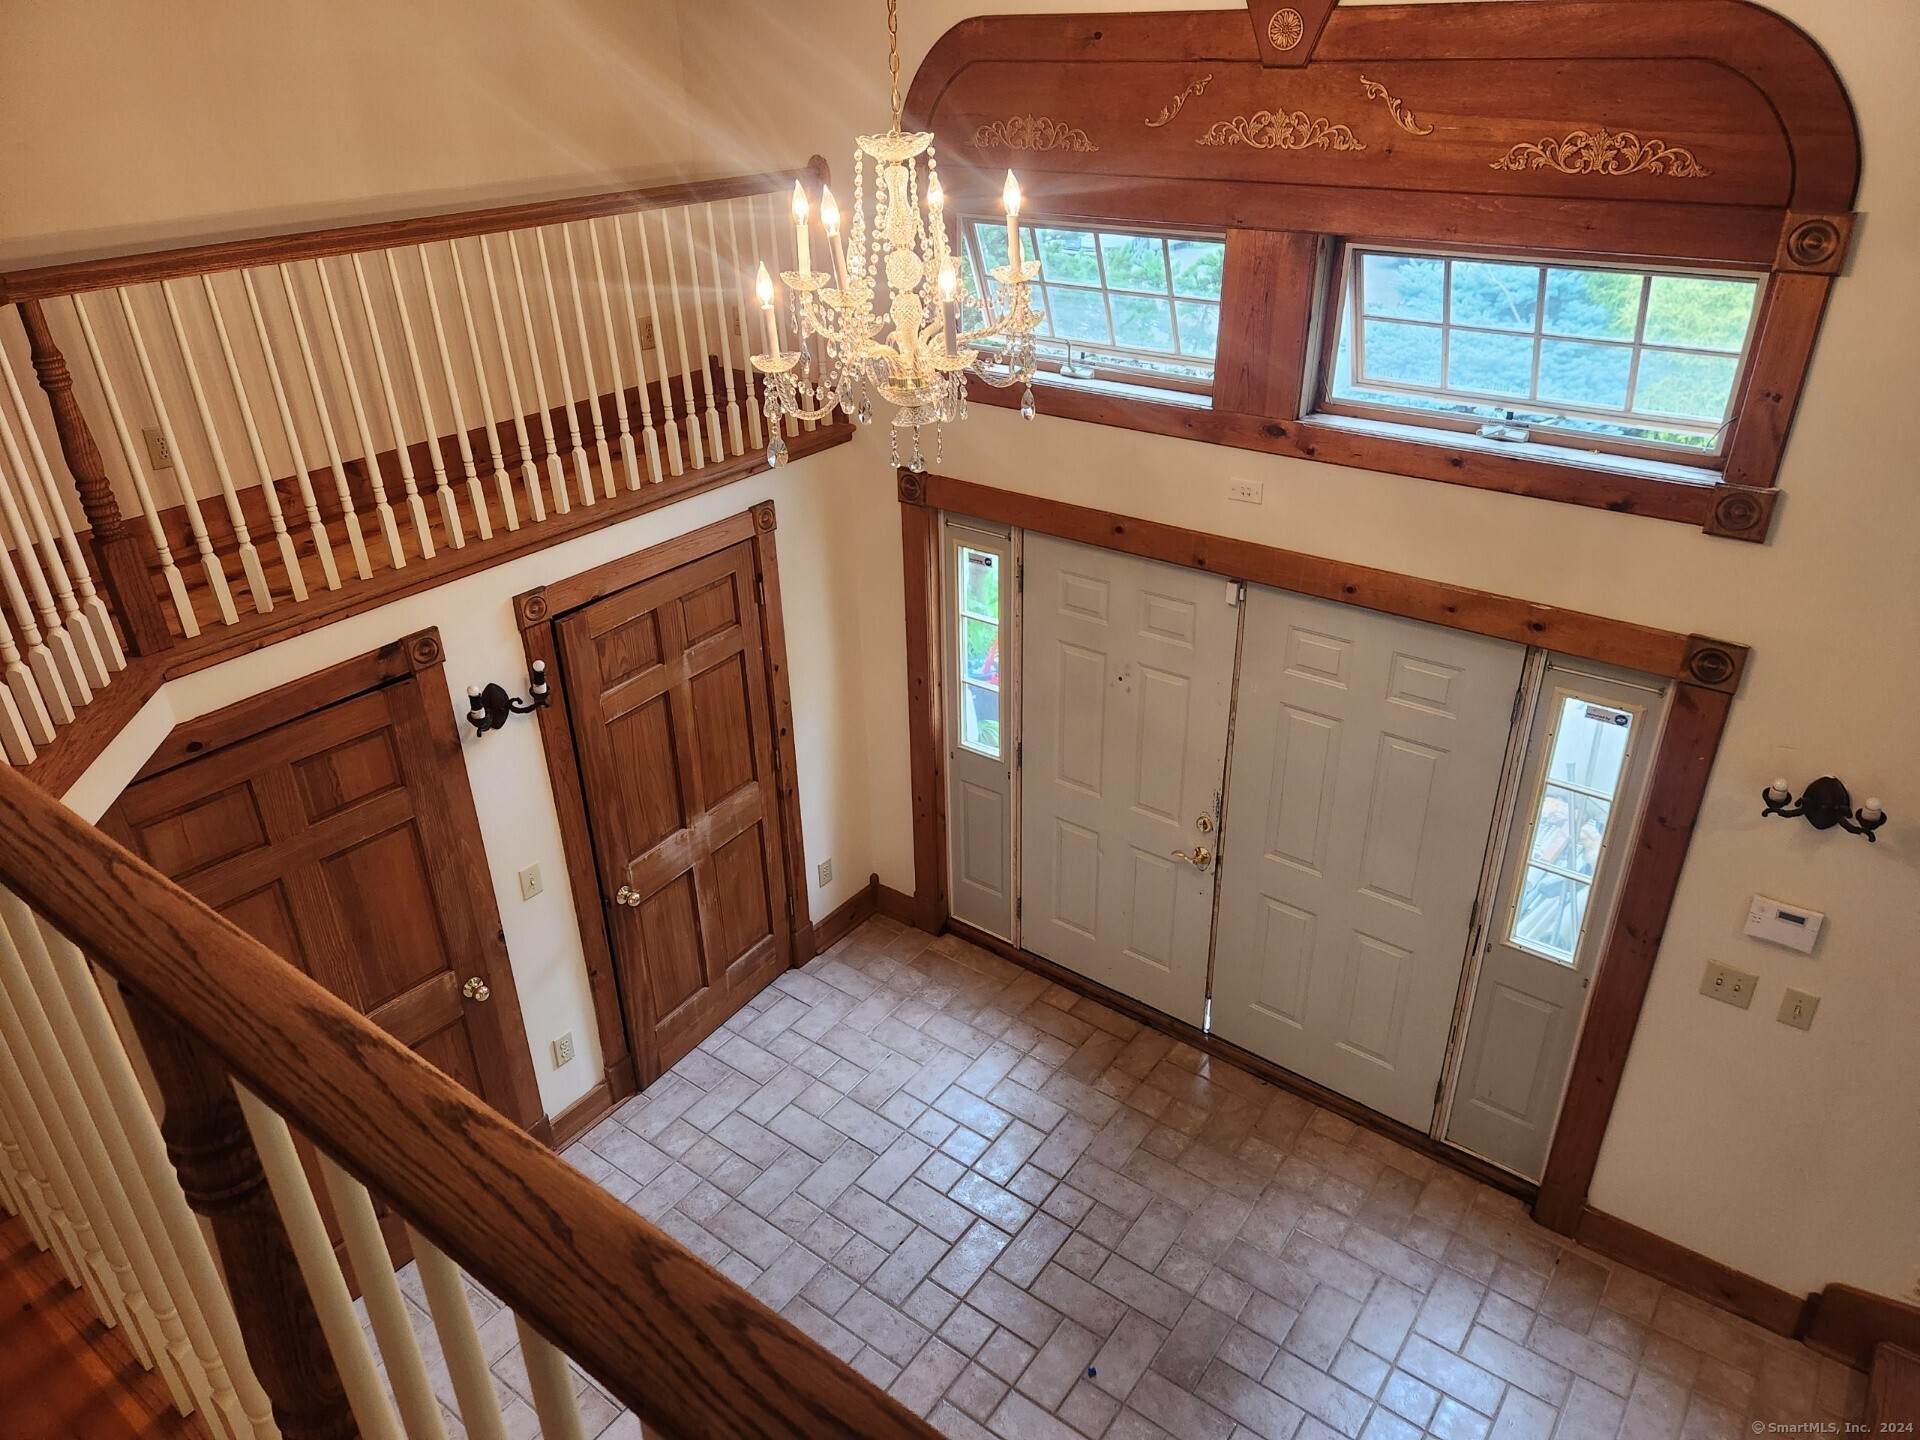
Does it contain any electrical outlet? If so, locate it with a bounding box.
[551,1032,575,1067]
[730,304,743,338]
[1700,960,1759,1010]
[517,863,543,902]
[639,317,657,350]
[1777,988,1820,1031]
[142,426,173,470]
[1228,479,1263,504]
[817,858,834,887]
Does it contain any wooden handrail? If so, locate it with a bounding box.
[0,761,942,1440]
[0,163,824,303]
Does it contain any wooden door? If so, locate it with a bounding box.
[105,637,542,1264]
[1210,587,1526,1129]
[556,540,791,1080]
[1019,533,1239,1027]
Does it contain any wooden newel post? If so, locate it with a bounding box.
[120,988,359,1440]
[15,299,174,655]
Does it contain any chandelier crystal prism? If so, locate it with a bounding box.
[749,0,1043,471]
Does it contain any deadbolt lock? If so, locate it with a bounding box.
[461,977,491,1002]
[1196,814,1215,833]
[615,885,643,908]
[1171,845,1213,869]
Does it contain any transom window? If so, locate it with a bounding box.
[1508,692,1640,965]
[962,221,1226,396]
[954,544,1004,759]
[1326,246,1764,462]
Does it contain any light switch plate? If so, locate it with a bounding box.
[1700,961,1759,1010]
[1745,894,1823,954]
[1777,989,1820,1031]
[517,863,543,902]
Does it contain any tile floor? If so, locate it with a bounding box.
[380,917,1869,1439]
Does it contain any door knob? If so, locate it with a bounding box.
[461,977,491,1002]
[1171,845,1213,869]
[615,884,643,908]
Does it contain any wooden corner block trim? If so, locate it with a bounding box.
[1682,635,1749,692]
[897,469,930,506]
[1775,213,1858,275]
[1704,485,1780,543]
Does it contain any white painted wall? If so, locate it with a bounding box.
[61,447,878,1119]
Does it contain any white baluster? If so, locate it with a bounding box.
[608,213,663,485]
[529,230,595,505]
[54,935,272,1440]
[282,262,376,580]
[632,211,684,477]
[233,1087,407,1440]
[0,1063,62,1263]
[740,196,770,451]
[0,342,121,676]
[198,275,308,603]
[555,226,616,495]
[0,619,34,765]
[159,280,274,613]
[116,288,239,622]
[505,232,571,516]
[660,210,707,469]
[0,542,55,748]
[708,202,747,457]
[317,1157,447,1440]
[382,249,464,548]
[513,1316,591,1440]
[473,236,543,524]
[408,1232,512,1440]
[445,239,519,531]
[584,219,640,491]
[0,444,85,713]
[239,269,343,591]
[0,895,194,1411]
[73,294,203,629]
[416,246,492,542]
[684,208,726,463]
[346,254,435,560]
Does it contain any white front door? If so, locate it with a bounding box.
[1445,662,1665,1178]
[1019,534,1238,1026]
[1210,586,1526,1128]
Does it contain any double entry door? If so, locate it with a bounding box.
[1021,535,1525,1130]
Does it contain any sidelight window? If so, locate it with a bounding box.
[1508,692,1640,964]
[962,220,1226,396]
[955,544,1004,758]
[1325,246,1764,463]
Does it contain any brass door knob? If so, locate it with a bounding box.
[615,884,643,908]
[462,977,491,1002]
[1170,845,1213,869]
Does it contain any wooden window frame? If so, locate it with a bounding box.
[513,503,813,1109]
[897,467,1746,1232]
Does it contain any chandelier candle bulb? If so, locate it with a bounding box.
[755,265,780,354]
[792,182,811,277]
[1004,172,1024,268]
[939,263,959,352]
[821,189,850,291]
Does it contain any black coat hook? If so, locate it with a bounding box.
[1761,775,1886,842]
[467,660,551,735]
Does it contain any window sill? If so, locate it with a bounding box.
[967,376,1775,541]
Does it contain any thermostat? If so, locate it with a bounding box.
[1744,895,1824,955]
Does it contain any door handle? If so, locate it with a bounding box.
[1171,845,1213,869]
[461,977,491,1002]
[615,884,643,908]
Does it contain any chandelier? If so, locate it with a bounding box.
[750,0,1043,472]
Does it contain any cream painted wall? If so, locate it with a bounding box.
[0,0,701,267]
[679,0,1919,1300]
[62,446,878,1119]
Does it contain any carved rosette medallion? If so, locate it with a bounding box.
[518,592,551,627]
[1683,637,1746,692]
[1491,127,1710,178]
[1785,217,1843,269]
[972,116,1100,152]
[1267,8,1305,51]
[897,470,928,505]
[1197,110,1365,153]
[752,501,779,533]
[406,632,444,670]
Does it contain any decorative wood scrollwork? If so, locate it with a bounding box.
[1490,127,1710,178]
[1146,75,1213,128]
[1267,8,1305,51]
[1359,76,1434,136]
[1197,109,1365,152]
[972,116,1100,152]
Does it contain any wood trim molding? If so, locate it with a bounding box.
[900,473,1742,1247]
[516,505,813,1098]
[1804,1285,1920,1373]
[813,876,882,958]
[1575,1208,1811,1340]
[547,1079,617,1152]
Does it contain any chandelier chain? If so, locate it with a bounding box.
[887,0,903,131]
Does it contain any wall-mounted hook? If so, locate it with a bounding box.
[466,660,551,736]
[1761,775,1886,842]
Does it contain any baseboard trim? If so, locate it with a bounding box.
[1803,1284,1920,1372]
[943,915,1536,1204]
[1576,1207,1812,1340]
[813,878,881,956]
[874,878,915,923]
[545,1078,615,1151]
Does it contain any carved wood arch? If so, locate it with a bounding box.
[906,0,1863,540]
